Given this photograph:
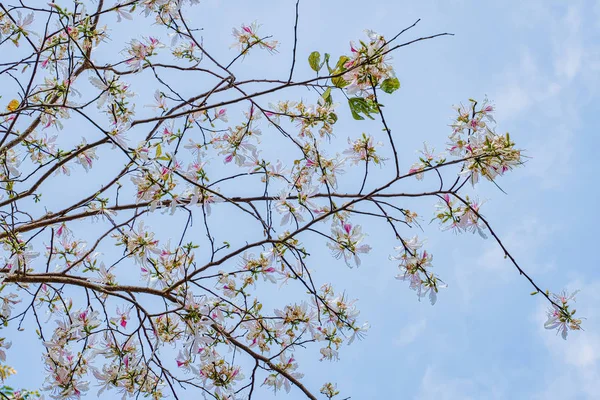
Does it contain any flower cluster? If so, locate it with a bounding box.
[274,97,339,139]
[74,139,99,172]
[89,71,135,126]
[45,225,101,274]
[316,284,370,346]
[1,234,39,278]
[320,382,341,398]
[91,335,163,399]
[263,354,303,393]
[231,22,278,54]
[342,30,396,95]
[114,221,160,265]
[0,148,21,189]
[544,290,583,339]
[0,338,11,364]
[0,12,17,42]
[343,133,385,165]
[41,308,102,399]
[124,37,163,72]
[408,143,445,180]
[391,236,445,305]
[212,106,261,165]
[135,0,201,23]
[449,99,523,185]
[198,352,244,397]
[294,147,346,191]
[0,11,33,47]
[23,132,57,165]
[275,191,305,226]
[434,194,487,238]
[172,40,202,63]
[326,221,372,267]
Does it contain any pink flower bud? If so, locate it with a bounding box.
[343,223,352,234]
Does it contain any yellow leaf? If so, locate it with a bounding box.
[0,364,16,381]
[6,99,19,112]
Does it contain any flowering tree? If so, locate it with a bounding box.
[0,1,583,399]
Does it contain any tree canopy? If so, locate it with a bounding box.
[0,1,583,399]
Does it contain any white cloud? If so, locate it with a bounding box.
[493,83,532,119]
[553,5,583,81]
[394,319,427,347]
[493,48,562,121]
[489,3,600,188]
[416,366,477,400]
[415,366,505,400]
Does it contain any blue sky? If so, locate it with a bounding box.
[3,0,600,399]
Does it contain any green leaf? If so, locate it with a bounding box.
[325,55,334,73]
[331,76,348,88]
[350,110,364,120]
[380,77,400,94]
[348,97,376,120]
[327,55,350,74]
[335,55,350,70]
[322,87,332,105]
[1,386,14,395]
[322,53,330,71]
[308,51,321,72]
[329,55,351,87]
